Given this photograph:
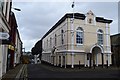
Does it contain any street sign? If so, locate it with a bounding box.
[0,32,9,40]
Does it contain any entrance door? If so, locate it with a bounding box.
[63,56,65,66]
[59,56,61,66]
[91,46,102,66]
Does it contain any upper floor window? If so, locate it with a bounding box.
[61,30,64,44]
[0,0,4,12]
[97,29,103,45]
[76,27,83,44]
[50,37,52,47]
[55,34,57,46]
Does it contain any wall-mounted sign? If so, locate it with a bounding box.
[0,32,10,40]
[8,45,15,51]
[1,39,10,44]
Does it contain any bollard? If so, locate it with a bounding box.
[79,60,81,69]
[93,60,95,69]
[106,60,108,69]
[89,54,92,69]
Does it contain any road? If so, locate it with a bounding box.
[27,63,120,79]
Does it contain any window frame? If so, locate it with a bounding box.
[55,34,57,46]
[0,0,4,12]
[61,29,64,44]
[50,37,52,48]
[76,27,84,45]
[97,29,103,45]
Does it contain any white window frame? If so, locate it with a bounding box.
[76,27,84,45]
[50,37,52,48]
[55,34,57,46]
[97,29,103,45]
[61,30,64,44]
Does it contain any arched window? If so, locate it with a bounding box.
[0,0,4,11]
[61,30,64,44]
[76,27,83,44]
[55,34,57,46]
[97,29,103,45]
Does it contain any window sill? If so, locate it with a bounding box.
[76,44,83,46]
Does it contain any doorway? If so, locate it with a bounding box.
[91,46,102,66]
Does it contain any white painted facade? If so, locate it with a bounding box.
[0,0,11,78]
[41,11,112,68]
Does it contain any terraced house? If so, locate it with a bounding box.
[0,0,22,79]
[41,10,113,68]
[0,0,12,78]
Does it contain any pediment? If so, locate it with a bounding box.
[87,10,94,16]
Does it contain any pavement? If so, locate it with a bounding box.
[39,63,120,72]
[2,64,27,80]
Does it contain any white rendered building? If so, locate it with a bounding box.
[41,11,112,68]
[0,0,12,78]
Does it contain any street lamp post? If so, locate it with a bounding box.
[12,7,21,11]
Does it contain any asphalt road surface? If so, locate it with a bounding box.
[27,63,120,79]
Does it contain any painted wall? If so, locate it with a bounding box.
[42,11,112,66]
[0,0,12,78]
[14,29,22,66]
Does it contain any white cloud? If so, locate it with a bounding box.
[110,19,118,35]
[23,39,38,52]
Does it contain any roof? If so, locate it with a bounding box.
[111,33,120,46]
[110,33,120,37]
[10,12,18,28]
[41,13,86,40]
[41,13,113,40]
[96,17,113,23]
[16,29,23,44]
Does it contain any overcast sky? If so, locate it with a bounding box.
[12,0,119,52]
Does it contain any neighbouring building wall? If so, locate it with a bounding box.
[8,11,19,69]
[14,29,22,66]
[0,0,12,78]
[0,45,2,79]
[2,45,8,75]
[111,33,120,67]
